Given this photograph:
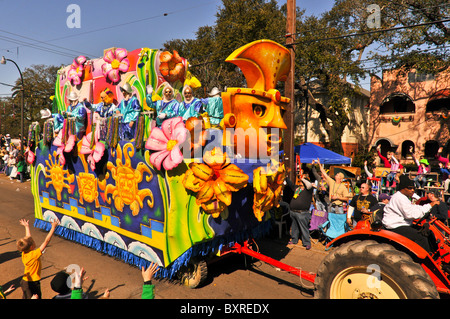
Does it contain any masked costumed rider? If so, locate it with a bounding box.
[146,84,180,126]
[200,87,224,127]
[63,91,87,139]
[116,83,142,140]
[179,85,203,121]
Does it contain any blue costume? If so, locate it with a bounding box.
[88,102,117,141]
[179,97,203,121]
[146,95,180,126]
[52,113,65,133]
[200,96,224,126]
[93,102,117,118]
[117,96,141,140]
[65,102,87,139]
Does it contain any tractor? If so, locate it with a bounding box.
[314,211,450,299]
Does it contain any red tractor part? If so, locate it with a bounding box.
[230,241,316,284]
[314,216,450,298]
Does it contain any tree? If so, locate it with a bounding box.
[164,0,287,96]
[163,0,449,155]
[320,0,449,74]
[293,0,449,154]
[6,64,60,138]
[293,13,367,154]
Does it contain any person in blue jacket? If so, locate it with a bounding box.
[64,91,87,139]
[116,83,142,140]
[200,87,224,127]
[146,84,180,126]
[92,88,117,118]
[179,85,203,121]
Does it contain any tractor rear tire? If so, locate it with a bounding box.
[314,240,439,299]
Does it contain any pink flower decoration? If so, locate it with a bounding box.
[80,125,106,171]
[25,147,35,165]
[145,117,187,170]
[102,48,130,83]
[67,55,87,86]
[53,128,76,166]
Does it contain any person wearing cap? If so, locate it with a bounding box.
[178,85,203,121]
[146,84,180,126]
[369,193,391,223]
[116,82,142,140]
[51,268,110,299]
[200,87,224,126]
[382,174,439,252]
[411,150,430,191]
[51,271,83,299]
[63,91,88,139]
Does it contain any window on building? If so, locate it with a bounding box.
[401,140,415,159]
[376,139,397,161]
[408,72,435,83]
[424,140,439,159]
[426,88,450,113]
[380,93,415,114]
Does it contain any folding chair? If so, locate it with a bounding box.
[318,212,349,250]
[309,209,328,244]
[273,203,290,239]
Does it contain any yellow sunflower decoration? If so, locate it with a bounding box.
[252,161,286,221]
[182,147,249,218]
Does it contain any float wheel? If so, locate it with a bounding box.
[180,259,208,289]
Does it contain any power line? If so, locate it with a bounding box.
[0,29,96,58]
[289,2,450,40]
[0,1,218,59]
[287,18,450,46]
[0,34,78,59]
[0,81,15,88]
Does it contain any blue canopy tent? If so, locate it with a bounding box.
[293,142,351,165]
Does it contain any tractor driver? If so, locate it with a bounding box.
[382,174,439,252]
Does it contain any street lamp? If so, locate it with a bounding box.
[1,56,24,155]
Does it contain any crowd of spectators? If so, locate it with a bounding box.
[0,134,29,183]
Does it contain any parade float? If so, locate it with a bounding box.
[28,39,292,286]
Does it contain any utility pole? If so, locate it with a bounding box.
[284,0,296,182]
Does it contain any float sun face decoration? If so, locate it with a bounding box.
[102,143,154,216]
[44,151,75,201]
[76,173,99,207]
[221,40,291,159]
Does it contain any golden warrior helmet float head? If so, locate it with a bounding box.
[221,40,291,159]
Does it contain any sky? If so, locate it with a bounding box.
[0,0,334,97]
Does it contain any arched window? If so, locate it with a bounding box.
[424,140,439,159]
[443,140,450,158]
[375,138,397,161]
[426,89,450,113]
[401,140,415,159]
[380,93,415,114]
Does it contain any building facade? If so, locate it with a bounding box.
[295,79,371,158]
[368,67,450,164]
